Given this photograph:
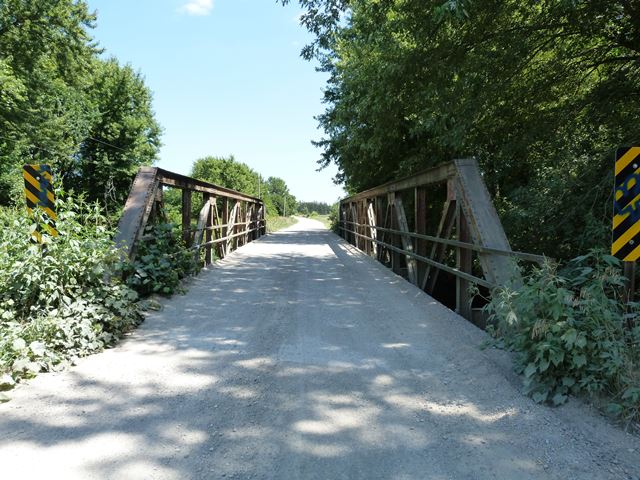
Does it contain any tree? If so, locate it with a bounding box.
[263,176,297,216]
[0,0,98,203]
[189,156,298,217]
[0,0,162,212]
[286,0,640,258]
[298,201,331,215]
[71,58,162,211]
[190,155,261,196]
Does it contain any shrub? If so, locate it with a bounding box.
[486,250,640,425]
[119,220,199,297]
[328,202,340,233]
[0,194,141,390]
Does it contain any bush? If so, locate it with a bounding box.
[118,220,199,297]
[486,250,640,425]
[120,222,200,297]
[328,202,340,233]
[0,194,141,391]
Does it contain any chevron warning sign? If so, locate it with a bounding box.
[22,164,58,242]
[612,146,640,261]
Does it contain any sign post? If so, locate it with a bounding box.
[612,147,640,325]
[22,164,58,243]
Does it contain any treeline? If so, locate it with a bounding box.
[0,0,161,211]
[189,156,298,217]
[286,0,640,259]
[298,201,331,215]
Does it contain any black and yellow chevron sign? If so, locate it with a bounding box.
[612,146,640,261]
[22,164,58,242]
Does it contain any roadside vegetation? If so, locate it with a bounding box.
[0,1,161,214]
[0,193,196,397]
[267,216,299,233]
[118,220,200,297]
[0,196,138,397]
[285,0,639,261]
[310,213,331,229]
[485,251,640,427]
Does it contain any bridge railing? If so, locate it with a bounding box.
[115,167,266,265]
[338,158,545,324]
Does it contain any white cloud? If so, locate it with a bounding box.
[179,0,213,16]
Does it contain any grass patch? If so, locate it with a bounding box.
[266,216,298,233]
[310,214,331,229]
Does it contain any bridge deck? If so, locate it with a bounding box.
[1,218,638,479]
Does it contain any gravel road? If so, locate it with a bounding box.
[1,217,639,479]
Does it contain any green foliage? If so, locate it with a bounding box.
[0,1,161,210]
[119,221,199,298]
[69,58,162,213]
[266,215,298,233]
[189,155,298,217]
[0,194,141,387]
[299,201,332,215]
[288,0,640,259]
[191,155,261,197]
[487,251,640,424]
[327,202,340,232]
[264,176,297,216]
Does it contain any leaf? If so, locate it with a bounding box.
[552,393,568,405]
[572,354,587,368]
[524,363,537,378]
[11,338,26,351]
[532,391,548,403]
[561,329,577,347]
[0,374,16,390]
[29,341,46,356]
[12,358,30,371]
[549,350,564,367]
[606,403,624,415]
[575,334,587,349]
[25,362,41,374]
[539,358,550,372]
[621,387,640,401]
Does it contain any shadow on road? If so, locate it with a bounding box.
[1,223,636,479]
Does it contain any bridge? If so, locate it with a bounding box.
[0,161,637,479]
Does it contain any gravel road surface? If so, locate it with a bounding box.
[1,217,639,479]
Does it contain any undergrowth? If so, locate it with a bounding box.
[0,194,141,395]
[486,250,640,427]
[0,196,200,397]
[118,220,199,297]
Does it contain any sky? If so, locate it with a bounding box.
[85,0,346,204]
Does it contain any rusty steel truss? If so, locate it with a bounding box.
[339,158,545,323]
[115,167,266,265]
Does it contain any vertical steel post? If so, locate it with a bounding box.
[182,189,192,247]
[415,187,428,288]
[204,193,212,265]
[456,205,473,320]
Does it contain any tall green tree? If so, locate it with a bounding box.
[286,0,640,258]
[71,58,162,210]
[190,155,261,196]
[0,0,161,210]
[0,0,97,203]
[189,155,298,217]
[264,176,297,216]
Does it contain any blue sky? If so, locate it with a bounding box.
[86,0,345,204]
